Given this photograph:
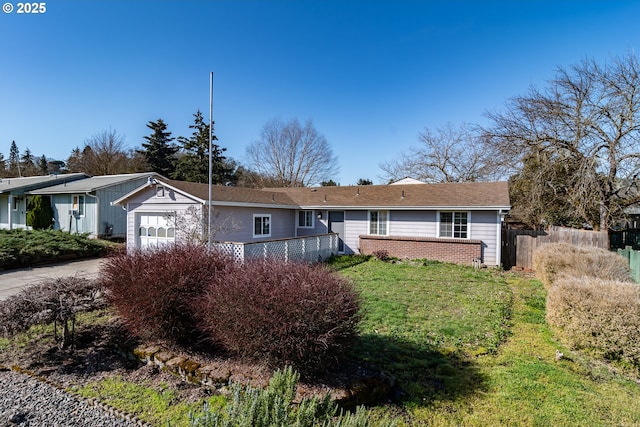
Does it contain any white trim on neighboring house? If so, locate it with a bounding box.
[253,214,272,238]
[437,210,471,239]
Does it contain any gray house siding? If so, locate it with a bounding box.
[213,206,295,242]
[51,194,97,236]
[468,210,501,266]
[0,195,29,230]
[97,179,153,238]
[344,211,368,254]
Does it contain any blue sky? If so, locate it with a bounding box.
[1,1,640,185]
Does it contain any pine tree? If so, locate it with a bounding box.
[20,148,37,176]
[38,155,49,175]
[8,141,20,177]
[139,119,178,177]
[173,110,236,184]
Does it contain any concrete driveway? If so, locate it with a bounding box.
[0,258,104,301]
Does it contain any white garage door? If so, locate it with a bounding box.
[139,214,175,249]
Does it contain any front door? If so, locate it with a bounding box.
[328,211,345,253]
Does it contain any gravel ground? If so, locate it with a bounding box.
[0,369,146,427]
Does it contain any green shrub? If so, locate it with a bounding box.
[100,244,232,344]
[547,276,640,372]
[0,229,108,269]
[532,243,631,289]
[188,366,397,427]
[26,195,54,230]
[197,258,362,374]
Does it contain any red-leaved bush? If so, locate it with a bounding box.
[197,258,362,373]
[100,244,232,343]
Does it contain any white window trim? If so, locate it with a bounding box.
[297,210,314,229]
[437,210,471,239]
[72,194,86,217]
[368,210,389,236]
[253,214,272,238]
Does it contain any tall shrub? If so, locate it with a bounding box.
[547,276,640,371]
[100,244,232,343]
[197,258,362,374]
[26,195,54,230]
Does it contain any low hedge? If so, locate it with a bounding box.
[532,243,631,289]
[547,276,640,371]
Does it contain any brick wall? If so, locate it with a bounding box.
[359,235,483,265]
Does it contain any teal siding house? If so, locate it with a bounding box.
[0,174,88,230]
[30,172,161,238]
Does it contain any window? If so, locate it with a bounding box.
[11,197,19,211]
[298,210,313,228]
[156,186,165,198]
[72,195,85,217]
[439,212,468,238]
[369,210,388,235]
[253,214,271,238]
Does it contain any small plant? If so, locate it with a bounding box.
[100,244,233,343]
[197,258,362,373]
[372,250,390,261]
[188,366,397,427]
[0,277,105,348]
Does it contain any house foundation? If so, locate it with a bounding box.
[359,235,483,265]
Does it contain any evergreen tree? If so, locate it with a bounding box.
[139,118,178,177]
[173,110,236,184]
[20,148,37,176]
[0,153,6,177]
[38,155,49,175]
[8,141,20,177]
[26,195,54,230]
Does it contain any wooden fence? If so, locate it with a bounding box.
[502,226,609,270]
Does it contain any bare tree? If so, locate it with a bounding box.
[380,122,501,183]
[68,129,130,175]
[484,54,640,230]
[246,118,339,187]
[164,206,240,245]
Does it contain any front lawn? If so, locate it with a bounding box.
[339,258,640,426]
[2,255,640,426]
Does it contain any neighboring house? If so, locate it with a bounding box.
[29,172,161,238]
[0,174,88,230]
[113,178,511,266]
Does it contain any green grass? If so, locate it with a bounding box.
[72,377,226,427]
[4,256,640,426]
[335,258,640,426]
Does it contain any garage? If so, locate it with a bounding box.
[138,213,175,249]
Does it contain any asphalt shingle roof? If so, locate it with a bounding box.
[156,179,510,209]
